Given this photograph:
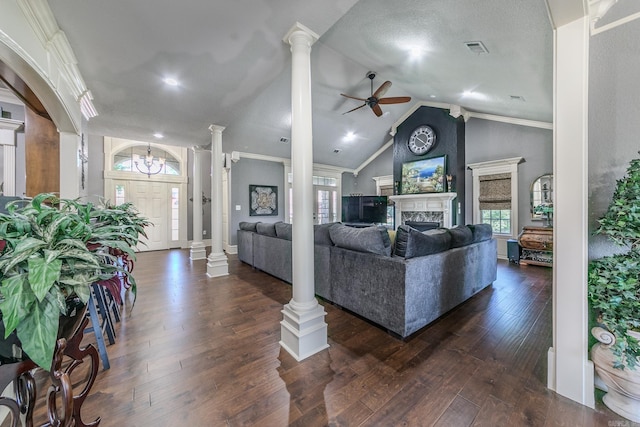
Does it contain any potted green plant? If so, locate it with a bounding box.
[0,194,145,369]
[588,155,640,422]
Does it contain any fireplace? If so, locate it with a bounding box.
[388,193,457,229]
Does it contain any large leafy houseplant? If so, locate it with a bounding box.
[588,156,640,370]
[0,194,147,369]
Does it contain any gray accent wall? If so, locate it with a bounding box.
[229,157,285,245]
[464,119,552,230]
[588,20,640,259]
[342,144,393,195]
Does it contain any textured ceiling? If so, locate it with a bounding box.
[47,0,553,169]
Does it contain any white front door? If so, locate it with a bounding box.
[130,180,168,251]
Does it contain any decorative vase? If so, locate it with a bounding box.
[591,327,640,422]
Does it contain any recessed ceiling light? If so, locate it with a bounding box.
[343,131,356,142]
[429,94,437,99]
[162,77,179,86]
[153,132,164,139]
[408,46,424,60]
[462,90,474,97]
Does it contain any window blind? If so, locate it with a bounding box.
[479,173,511,210]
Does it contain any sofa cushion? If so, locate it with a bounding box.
[329,224,392,256]
[393,225,414,258]
[448,225,474,248]
[239,221,257,232]
[256,222,277,237]
[467,223,493,243]
[314,222,339,246]
[405,228,451,259]
[275,222,292,240]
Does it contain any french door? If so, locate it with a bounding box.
[314,186,339,225]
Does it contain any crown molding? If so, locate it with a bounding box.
[390,101,552,136]
[0,117,24,132]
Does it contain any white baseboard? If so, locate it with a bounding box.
[225,244,237,254]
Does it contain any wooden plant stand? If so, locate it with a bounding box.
[0,318,100,427]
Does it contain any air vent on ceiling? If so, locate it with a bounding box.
[333,148,341,154]
[510,95,526,101]
[279,137,290,144]
[464,41,489,54]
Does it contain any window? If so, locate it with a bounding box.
[171,187,179,241]
[115,185,125,205]
[479,173,512,235]
[468,157,523,240]
[112,145,180,176]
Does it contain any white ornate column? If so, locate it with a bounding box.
[0,118,22,196]
[190,145,207,260]
[280,22,328,361]
[206,125,229,277]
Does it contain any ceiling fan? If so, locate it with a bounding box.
[341,71,411,117]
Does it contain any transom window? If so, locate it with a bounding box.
[113,145,180,176]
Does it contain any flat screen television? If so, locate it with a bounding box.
[341,196,388,224]
[401,155,446,194]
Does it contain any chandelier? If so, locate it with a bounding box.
[135,144,165,177]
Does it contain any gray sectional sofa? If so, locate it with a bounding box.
[237,221,497,338]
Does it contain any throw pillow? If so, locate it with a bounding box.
[467,223,493,243]
[256,222,277,237]
[405,228,452,259]
[393,225,414,258]
[448,225,474,248]
[275,222,292,240]
[239,221,257,232]
[329,224,392,256]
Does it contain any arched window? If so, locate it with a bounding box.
[113,145,180,176]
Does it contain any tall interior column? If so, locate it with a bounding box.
[280,22,328,361]
[190,145,207,260]
[0,120,21,196]
[206,125,229,277]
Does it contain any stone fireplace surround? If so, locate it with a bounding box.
[389,193,457,229]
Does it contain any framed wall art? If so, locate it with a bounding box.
[249,185,278,216]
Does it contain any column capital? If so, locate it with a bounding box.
[283,22,319,47]
[191,145,209,153]
[208,124,226,134]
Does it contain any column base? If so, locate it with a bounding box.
[280,301,328,361]
[206,252,228,277]
[189,241,207,261]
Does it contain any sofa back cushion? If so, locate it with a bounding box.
[314,222,339,245]
[329,224,392,256]
[448,225,474,248]
[239,221,258,232]
[393,225,413,258]
[256,222,277,237]
[275,222,292,240]
[467,223,493,243]
[404,228,452,259]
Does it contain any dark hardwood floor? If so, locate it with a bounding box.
[31,249,634,426]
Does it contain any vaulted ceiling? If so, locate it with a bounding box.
[46,0,555,169]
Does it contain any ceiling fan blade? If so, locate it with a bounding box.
[372,103,383,117]
[373,81,392,99]
[378,96,412,105]
[340,93,367,102]
[342,103,367,115]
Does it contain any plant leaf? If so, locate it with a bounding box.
[17,294,61,370]
[27,256,62,302]
[0,274,35,337]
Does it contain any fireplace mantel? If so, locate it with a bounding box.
[389,193,457,229]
